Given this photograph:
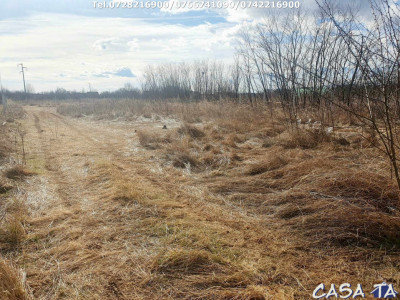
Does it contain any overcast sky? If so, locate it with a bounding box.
[0,0,376,92]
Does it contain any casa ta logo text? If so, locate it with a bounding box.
[312,282,398,299]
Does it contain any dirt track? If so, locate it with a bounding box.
[20,106,278,299]
[15,106,389,299]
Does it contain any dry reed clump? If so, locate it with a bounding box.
[178,123,205,139]
[281,128,332,149]
[246,155,288,176]
[0,216,26,250]
[152,249,228,276]
[271,192,400,248]
[269,164,400,247]
[222,133,244,148]
[0,199,27,251]
[0,258,31,300]
[4,166,36,180]
[163,129,236,171]
[202,144,214,151]
[87,161,113,186]
[333,137,351,146]
[161,136,201,169]
[111,181,146,204]
[165,120,253,172]
[294,200,400,247]
[321,171,399,210]
[171,152,200,169]
[136,129,171,149]
[201,152,228,169]
[135,124,206,170]
[6,198,28,217]
[0,179,13,194]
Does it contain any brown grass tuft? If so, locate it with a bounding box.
[0,180,13,194]
[4,166,36,180]
[162,137,201,169]
[223,133,242,148]
[152,249,228,275]
[111,181,146,204]
[282,128,331,149]
[137,129,171,149]
[178,124,205,139]
[246,155,288,176]
[322,171,399,205]
[171,153,199,169]
[0,215,26,250]
[296,201,400,247]
[0,258,31,300]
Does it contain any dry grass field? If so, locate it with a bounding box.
[0,99,399,299]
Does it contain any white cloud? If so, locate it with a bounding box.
[162,0,374,23]
[0,1,377,92]
[0,13,237,92]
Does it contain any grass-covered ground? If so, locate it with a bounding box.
[0,99,398,299]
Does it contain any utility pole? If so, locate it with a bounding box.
[17,63,27,99]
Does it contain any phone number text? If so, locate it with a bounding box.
[92,1,301,10]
